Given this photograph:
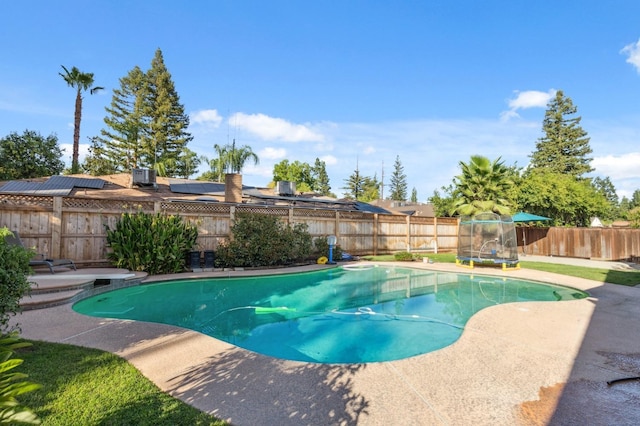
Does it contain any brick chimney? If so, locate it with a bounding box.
[225,173,243,203]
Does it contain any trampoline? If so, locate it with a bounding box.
[455,212,519,270]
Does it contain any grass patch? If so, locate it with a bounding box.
[519,262,640,286]
[360,253,640,286]
[361,253,457,263]
[17,341,227,426]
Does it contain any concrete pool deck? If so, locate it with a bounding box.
[11,259,640,425]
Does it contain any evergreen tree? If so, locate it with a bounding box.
[97,66,148,173]
[312,158,333,196]
[343,168,365,200]
[529,90,593,177]
[96,50,193,178]
[144,49,193,177]
[410,187,418,203]
[389,155,408,201]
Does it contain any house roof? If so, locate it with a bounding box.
[0,173,391,214]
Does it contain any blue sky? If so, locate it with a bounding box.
[2,1,640,199]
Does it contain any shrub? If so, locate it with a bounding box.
[216,212,313,268]
[394,251,415,261]
[0,333,40,425]
[106,212,198,274]
[0,228,34,334]
[312,236,344,261]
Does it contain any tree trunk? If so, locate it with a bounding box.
[72,89,82,174]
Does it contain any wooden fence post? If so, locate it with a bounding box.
[373,213,379,256]
[50,197,62,258]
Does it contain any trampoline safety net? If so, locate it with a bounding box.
[456,212,519,265]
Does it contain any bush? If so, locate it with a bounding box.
[312,236,344,261]
[106,212,198,275]
[216,213,313,268]
[394,251,415,261]
[0,228,34,334]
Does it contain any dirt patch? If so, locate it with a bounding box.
[517,382,565,425]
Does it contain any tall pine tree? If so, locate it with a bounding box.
[93,49,192,177]
[312,158,333,196]
[144,48,193,177]
[96,66,148,173]
[529,90,593,178]
[389,155,408,201]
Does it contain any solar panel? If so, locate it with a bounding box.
[46,175,105,189]
[0,176,105,196]
[168,179,226,195]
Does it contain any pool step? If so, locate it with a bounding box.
[20,269,147,310]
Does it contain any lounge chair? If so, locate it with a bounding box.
[4,231,76,273]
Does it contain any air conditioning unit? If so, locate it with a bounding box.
[132,168,157,186]
[275,181,296,196]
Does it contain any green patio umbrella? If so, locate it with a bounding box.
[512,212,551,254]
[512,212,551,223]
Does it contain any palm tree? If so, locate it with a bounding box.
[208,143,229,181]
[226,140,259,174]
[59,66,103,174]
[451,155,514,216]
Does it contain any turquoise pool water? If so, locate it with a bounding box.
[72,265,587,363]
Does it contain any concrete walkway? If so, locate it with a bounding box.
[11,260,640,425]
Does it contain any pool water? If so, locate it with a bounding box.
[73,265,588,363]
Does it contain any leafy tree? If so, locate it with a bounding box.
[518,169,609,226]
[273,159,314,192]
[429,186,456,217]
[631,189,640,209]
[529,90,593,178]
[628,207,640,228]
[360,175,381,202]
[451,155,514,216]
[312,158,333,196]
[410,187,418,203]
[59,66,103,174]
[0,131,65,179]
[389,155,408,201]
[143,49,193,177]
[592,176,619,220]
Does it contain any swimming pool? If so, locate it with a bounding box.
[73,265,588,363]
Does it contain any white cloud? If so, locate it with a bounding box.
[190,109,223,127]
[320,155,337,166]
[229,112,325,142]
[621,39,640,73]
[592,152,640,180]
[259,147,287,160]
[501,89,555,120]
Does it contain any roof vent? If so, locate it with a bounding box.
[275,181,296,196]
[132,168,157,187]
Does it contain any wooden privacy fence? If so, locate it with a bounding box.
[0,195,458,266]
[520,227,640,262]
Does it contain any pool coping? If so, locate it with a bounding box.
[12,261,640,425]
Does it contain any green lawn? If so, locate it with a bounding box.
[17,341,227,426]
[361,253,640,286]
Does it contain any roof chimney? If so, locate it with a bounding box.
[225,173,243,203]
